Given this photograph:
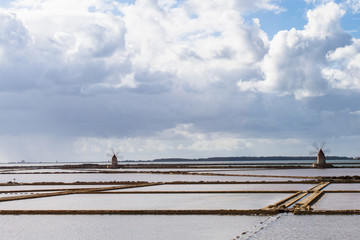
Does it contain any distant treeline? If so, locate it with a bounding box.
[152,156,354,162]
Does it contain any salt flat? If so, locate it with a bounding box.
[0,163,359,239]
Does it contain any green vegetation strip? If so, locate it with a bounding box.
[0,209,280,215]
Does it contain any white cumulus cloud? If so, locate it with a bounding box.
[323,38,360,89]
[237,2,352,99]
[345,0,360,13]
[1,0,360,162]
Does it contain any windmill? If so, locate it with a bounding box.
[107,148,121,168]
[310,142,332,168]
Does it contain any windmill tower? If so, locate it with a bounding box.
[311,142,333,168]
[107,148,121,168]
[317,149,325,166]
[111,154,118,167]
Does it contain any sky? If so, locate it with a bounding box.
[1,0,360,162]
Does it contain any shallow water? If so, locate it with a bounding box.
[0,173,299,183]
[324,183,360,191]
[0,215,266,240]
[313,193,360,210]
[207,168,360,177]
[108,183,315,192]
[0,192,58,198]
[249,214,360,240]
[1,165,359,239]
[0,193,289,210]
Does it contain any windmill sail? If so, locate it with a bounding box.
[311,142,333,168]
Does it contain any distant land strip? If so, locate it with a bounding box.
[4,155,356,166]
[151,156,354,162]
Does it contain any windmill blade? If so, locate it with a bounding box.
[320,141,326,150]
[323,148,331,154]
[110,147,116,155]
[313,142,319,151]
[309,150,318,155]
[106,153,113,157]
